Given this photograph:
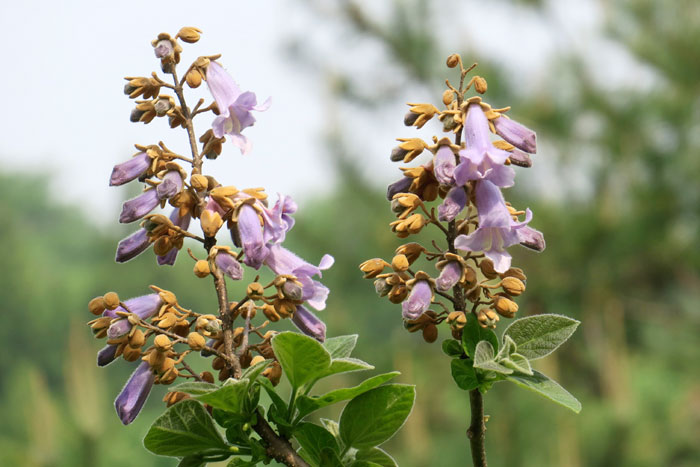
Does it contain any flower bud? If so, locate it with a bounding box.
[374,278,391,297]
[282,281,303,301]
[359,258,387,279]
[263,362,282,386]
[154,334,172,351]
[200,371,215,383]
[215,251,243,281]
[395,243,425,264]
[436,261,462,292]
[477,308,499,328]
[501,277,526,296]
[500,267,527,282]
[422,324,438,343]
[274,299,296,319]
[122,346,142,362]
[442,89,455,106]
[250,355,266,367]
[103,292,120,309]
[177,26,202,43]
[493,294,518,318]
[446,54,460,68]
[89,296,106,315]
[262,303,281,322]
[190,174,209,191]
[391,254,409,272]
[200,209,223,237]
[129,329,146,348]
[473,76,487,94]
[388,284,408,304]
[479,259,499,279]
[187,332,206,350]
[447,311,467,331]
[193,260,211,278]
[247,282,265,300]
[163,391,190,407]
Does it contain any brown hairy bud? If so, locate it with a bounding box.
[464,266,477,288]
[129,329,145,348]
[391,254,409,273]
[176,26,202,43]
[442,89,455,106]
[388,284,408,304]
[274,299,296,319]
[200,129,225,160]
[157,312,178,329]
[102,292,120,310]
[187,332,206,351]
[158,290,177,306]
[145,349,166,368]
[153,334,172,351]
[422,324,438,343]
[122,346,142,362]
[88,296,106,316]
[200,209,223,237]
[153,236,173,256]
[479,259,499,279]
[493,294,519,318]
[190,174,209,192]
[395,243,425,264]
[501,277,526,296]
[246,282,264,300]
[474,76,488,94]
[359,258,388,279]
[500,267,527,282]
[240,301,257,319]
[447,311,467,331]
[477,308,499,328]
[404,103,440,129]
[163,391,190,407]
[123,77,161,99]
[250,355,266,366]
[446,54,461,68]
[212,356,226,371]
[263,362,282,386]
[193,260,211,278]
[185,68,203,88]
[262,303,281,322]
[200,371,215,383]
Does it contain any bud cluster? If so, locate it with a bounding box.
[361,54,545,342]
[91,27,333,425]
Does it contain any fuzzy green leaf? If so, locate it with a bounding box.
[355,447,398,467]
[450,359,479,391]
[195,378,249,414]
[503,314,580,360]
[501,353,533,375]
[271,332,332,389]
[144,400,228,457]
[314,358,374,381]
[473,341,513,375]
[339,384,415,449]
[442,339,463,357]
[462,316,499,357]
[323,335,358,358]
[506,370,582,413]
[294,422,339,466]
[170,381,219,396]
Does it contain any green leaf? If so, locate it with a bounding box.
[296,372,400,420]
[351,462,384,467]
[320,418,340,439]
[496,335,518,360]
[506,370,582,413]
[319,447,344,467]
[195,378,250,414]
[442,339,463,357]
[503,314,580,360]
[171,381,220,396]
[450,359,479,391]
[258,377,288,416]
[271,332,332,389]
[314,358,374,381]
[177,456,205,467]
[339,384,415,449]
[144,400,229,457]
[294,422,339,466]
[323,334,358,358]
[501,353,533,375]
[240,358,272,384]
[355,447,397,467]
[462,316,499,357]
[473,341,513,375]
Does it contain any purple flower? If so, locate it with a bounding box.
[153,40,173,59]
[97,344,118,367]
[110,152,150,186]
[264,244,334,310]
[236,204,269,269]
[436,262,462,292]
[438,186,467,222]
[517,226,546,252]
[261,194,297,244]
[206,62,270,155]
[115,228,150,263]
[292,305,326,342]
[454,104,515,188]
[157,209,191,266]
[454,180,533,273]
[386,176,412,200]
[402,280,432,320]
[493,116,536,154]
[115,362,155,425]
[105,294,163,339]
[215,251,243,280]
[508,148,532,168]
[433,146,456,185]
[119,170,183,223]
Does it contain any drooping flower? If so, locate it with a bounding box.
[438,186,467,222]
[454,180,534,273]
[110,152,150,186]
[402,280,432,320]
[433,145,456,186]
[386,176,413,201]
[493,116,536,154]
[436,261,462,292]
[97,344,118,367]
[214,250,244,280]
[454,103,515,188]
[115,228,150,263]
[105,294,163,339]
[235,204,269,269]
[291,305,326,342]
[205,61,270,155]
[264,244,334,310]
[114,362,155,425]
[157,209,191,266]
[517,226,546,252]
[119,170,183,223]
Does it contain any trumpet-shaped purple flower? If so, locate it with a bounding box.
[387,176,412,200]
[236,204,269,269]
[438,187,467,222]
[206,62,270,155]
[433,146,456,185]
[493,116,536,154]
[517,225,546,252]
[436,261,462,292]
[402,280,432,320]
[110,152,150,186]
[454,180,534,273]
[119,170,183,223]
[264,244,334,310]
[97,344,118,367]
[105,294,163,339]
[454,104,515,188]
[115,362,155,425]
[157,209,191,266]
[115,228,150,263]
[292,305,326,342]
[261,194,297,244]
[215,251,244,280]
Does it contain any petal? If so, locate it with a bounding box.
[438,186,467,222]
[238,205,269,269]
[114,362,155,425]
[119,189,160,223]
[455,229,489,252]
[433,146,456,185]
[484,248,512,274]
[205,62,241,118]
[292,306,326,342]
[109,152,150,186]
[517,225,546,252]
[493,116,537,154]
[115,228,150,262]
[463,104,491,151]
[475,181,511,228]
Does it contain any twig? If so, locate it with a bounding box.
[252,409,311,467]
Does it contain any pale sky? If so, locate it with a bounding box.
[0,0,652,227]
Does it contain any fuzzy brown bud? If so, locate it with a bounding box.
[102,292,120,310]
[187,332,206,350]
[88,297,106,316]
[129,329,146,348]
[190,174,209,192]
[500,267,527,282]
[262,362,282,386]
[442,89,455,106]
[246,282,265,300]
[200,371,215,384]
[391,254,409,272]
[422,324,438,343]
[122,346,142,362]
[447,311,467,331]
[479,259,499,279]
[493,294,519,318]
[193,260,211,278]
[477,308,499,328]
[262,304,281,322]
[474,76,488,94]
[501,277,526,296]
[176,27,202,43]
[446,54,461,68]
[153,334,172,351]
[163,391,190,407]
[359,258,388,279]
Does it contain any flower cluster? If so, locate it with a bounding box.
[90,27,333,425]
[361,55,544,340]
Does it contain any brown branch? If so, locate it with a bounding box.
[211,266,242,378]
[252,410,310,467]
[467,389,488,467]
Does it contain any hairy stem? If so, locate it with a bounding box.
[252,410,311,467]
[467,389,487,467]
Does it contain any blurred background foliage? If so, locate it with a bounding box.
[1,0,699,466]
